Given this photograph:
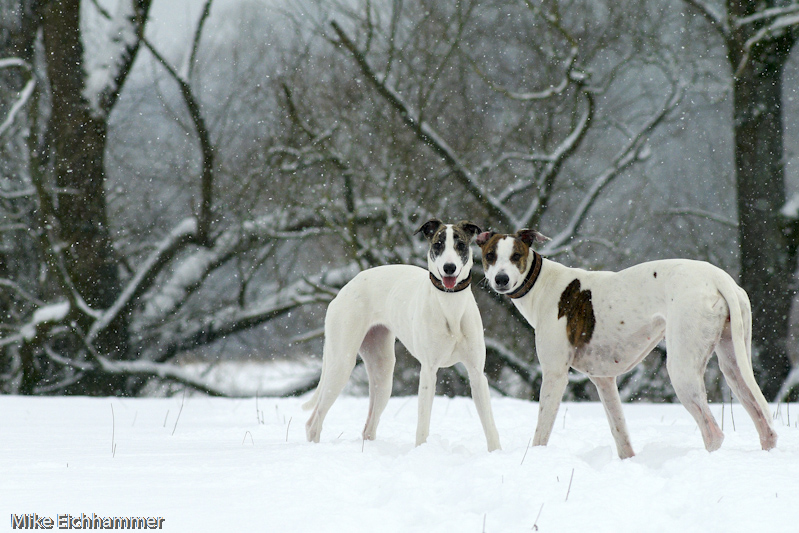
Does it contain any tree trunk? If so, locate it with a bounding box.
[729,21,797,399]
[41,0,132,395]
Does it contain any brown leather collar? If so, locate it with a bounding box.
[508,252,542,299]
[429,272,472,293]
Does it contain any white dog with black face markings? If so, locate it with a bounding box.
[477,229,776,458]
[304,219,501,451]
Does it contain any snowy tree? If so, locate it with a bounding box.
[684,0,799,400]
[0,0,344,395]
[2,0,787,401]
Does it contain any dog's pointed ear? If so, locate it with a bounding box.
[475,231,495,247]
[516,229,550,246]
[415,218,444,241]
[456,221,482,241]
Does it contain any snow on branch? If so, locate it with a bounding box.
[141,210,327,323]
[781,193,799,221]
[735,11,799,77]
[776,365,799,402]
[0,58,35,139]
[87,218,198,343]
[468,44,579,101]
[146,277,340,365]
[735,5,799,28]
[93,356,234,397]
[86,0,152,116]
[19,302,70,342]
[91,0,214,241]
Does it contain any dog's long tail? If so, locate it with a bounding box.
[716,272,773,422]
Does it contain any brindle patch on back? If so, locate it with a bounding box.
[558,279,595,349]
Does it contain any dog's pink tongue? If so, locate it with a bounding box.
[443,276,457,289]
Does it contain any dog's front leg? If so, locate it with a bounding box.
[416,364,438,446]
[533,370,570,447]
[464,363,501,452]
[590,376,635,459]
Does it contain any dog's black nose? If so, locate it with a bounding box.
[443,263,457,275]
[495,273,509,288]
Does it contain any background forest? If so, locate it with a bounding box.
[1,0,798,403]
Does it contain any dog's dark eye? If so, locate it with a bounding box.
[511,253,522,262]
[432,241,444,252]
[456,242,466,252]
[485,252,496,262]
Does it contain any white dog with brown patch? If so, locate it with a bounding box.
[477,229,777,458]
[304,219,501,452]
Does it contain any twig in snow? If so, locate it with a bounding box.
[565,468,575,502]
[562,407,568,429]
[721,401,725,431]
[163,410,169,428]
[255,393,264,425]
[286,417,292,442]
[532,503,544,531]
[243,431,254,445]
[171,391,185,436]
[730,396,735,431]
[110,404,117,458]
[520,438,532,465]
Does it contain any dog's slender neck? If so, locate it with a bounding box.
[429,272,472,293]
[507,251,542,299]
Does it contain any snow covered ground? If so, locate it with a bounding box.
[2,393,798,532]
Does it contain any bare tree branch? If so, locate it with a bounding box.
[87,218,198,343]
[141,39,215,245]
[185,0,214,80]
[0,58,35,139]
[682,0,731,41]
[330,20,515,228]
[545,75,686,253]
[666,207,738,228]
[146,283,336,364]
[485,337,539,385]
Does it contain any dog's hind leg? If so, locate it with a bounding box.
[590,376,635,459]
[716,325,777,450]
[416,364,439,446]
[665,313,724,452]
[305,329,361,443]
[360,325,396,441]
